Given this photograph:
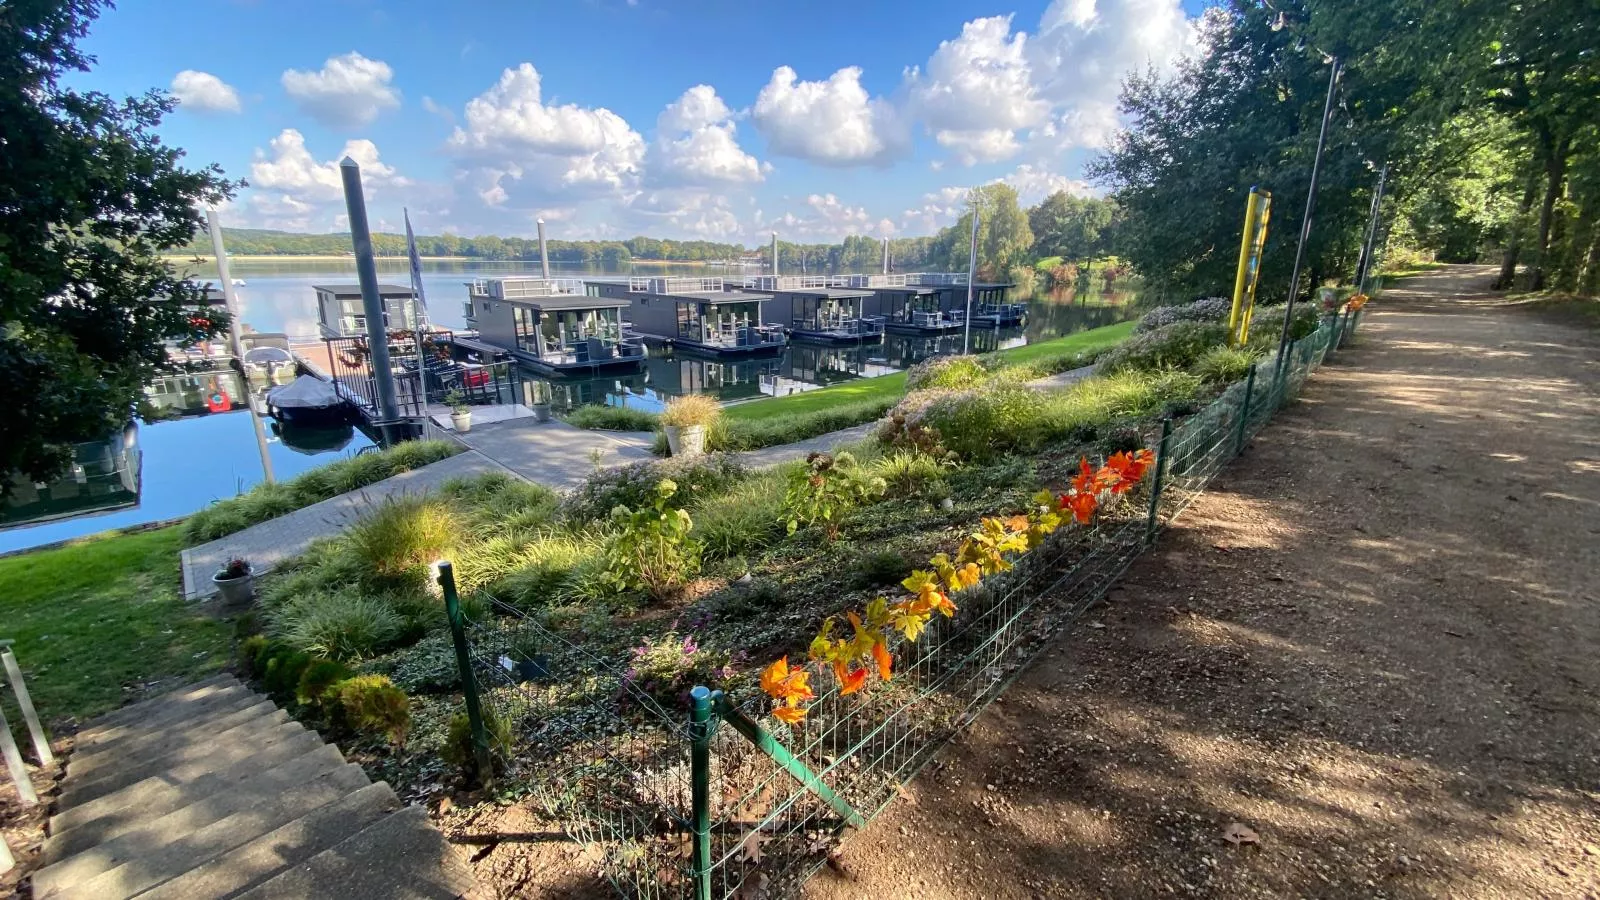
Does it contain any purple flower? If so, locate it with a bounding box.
[682,636,699,656]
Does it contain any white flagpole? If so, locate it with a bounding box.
[963,199,980,355]
[405,209,430,416]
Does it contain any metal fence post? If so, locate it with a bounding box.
[1233,364,1257,457]
[1145,418,1173,545]
[438,561,492,781]
[1,646,52,766]
[689,686,714,900]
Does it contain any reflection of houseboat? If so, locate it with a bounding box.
[744,276,884,344]
[465,277,645,375]
[609,277,786,358]
[315,283,424,339]
[2,425,141,529]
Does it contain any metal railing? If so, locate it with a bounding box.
[743,275,853,291]
[471,277,586,300]
[631,276,727,294]
[905,272,970,287]
[842,274,909,288]
[444,307,1365,898]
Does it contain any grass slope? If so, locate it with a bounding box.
[0,526,232,725]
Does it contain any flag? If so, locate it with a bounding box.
[404,208,429,320]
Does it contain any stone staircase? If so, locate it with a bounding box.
[33,674,475,900]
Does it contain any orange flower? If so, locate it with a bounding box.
[1063,490,1098,524]
[1071,456,1096,494]
[872,641,894,681]
[760,657,815,703]
[833,660,869,695]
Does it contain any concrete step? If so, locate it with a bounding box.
[37,763,372,899]
[78,675,238,736]
[65,713,301,805]
[46,743,350,864]
[50,736,339,837]
[69,701,285,779]
[60,720,311,809]
[233,805,474,900]
[75,684,260,754]
[135,782,401,900]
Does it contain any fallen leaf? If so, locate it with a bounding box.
[896,783,917,805]
[739,829,769,864]
[1223,822,1259,845]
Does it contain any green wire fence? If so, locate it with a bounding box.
[438,307,1366,899]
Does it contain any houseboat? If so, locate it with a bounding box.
[619,277,786,357]
[465,277,645,375]
[314,283,424,340]
[847,274,966,334]
[928,278,1025,326]
[745,276,884,343]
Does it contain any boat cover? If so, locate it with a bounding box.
[267,375,346,410]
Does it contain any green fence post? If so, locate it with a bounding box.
[689,686,714,900]
[1233,364,1256,456]
[438,561,492,782]
[1145,417,1173,545]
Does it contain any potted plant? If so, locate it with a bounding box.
[446,390,472,433]
[529,381,553,423]
[212,557,254,606]
[659,394,721,458]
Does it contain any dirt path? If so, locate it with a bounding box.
[805,265,1600,899]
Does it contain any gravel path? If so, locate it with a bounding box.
[804,265,1600,898]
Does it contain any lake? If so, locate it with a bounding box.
[0,259,1137,554]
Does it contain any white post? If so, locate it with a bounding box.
[771,232,779,277]
[536,218,551,279]
[0,703,36,807]
[0,833,13,875]
[882,237,889,274]
[962,204,980,355]
[1,649,52,765]
[208,210,275,484]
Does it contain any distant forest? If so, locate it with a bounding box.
[179,227,946,271]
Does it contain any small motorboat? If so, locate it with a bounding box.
[266,375,355,426]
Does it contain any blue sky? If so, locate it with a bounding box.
[76,0,1209,245]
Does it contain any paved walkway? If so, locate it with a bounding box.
[451,419,656,488]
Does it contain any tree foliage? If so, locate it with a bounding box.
[1,0,235,486]
[1029,193,1119,267]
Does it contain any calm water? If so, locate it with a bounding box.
[0,260,1135,554]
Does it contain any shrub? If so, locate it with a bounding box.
[1094,321,1229,375]
[707,400,896,452]
[1193,345,1262,385]
[441,710,515,780]
[602,479,702,602]
[486,529,609,609]
[883,384,1050,462]
[691,470,788,560]
[619,631,733,712]
[562,455,745,523]
[783,451,887,540]
[659,394,722,428]
[263,651,311,700]
[1096,425,1147,457]
[1246,302,1322,351]
[238,635,269,677]
[851,549,909,588]
[1040,370,1204,445]
[1046,262,1080,290]
[336,675,412,746]
[183,440,460,546]
[868,449,951,499]
[1133,296,1232,333]
[565,405,660,432]
[274,590,406,661]
[1009,264,1039,297]
[343,496,459,586]
[905,355,990,391]
[296,658,350,707]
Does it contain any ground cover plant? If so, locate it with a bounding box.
[184,439,462,545]
[562,405,659,432]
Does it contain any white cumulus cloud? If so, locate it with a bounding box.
[281,52,401,128]
[752,66,909,167]
[650,85,766,186]
[764,193,893,242]
[170,70,241,114]
[998,164,1095,205]
[446,63,645,208]
[246,129,408,229]
[906,16,1048,165]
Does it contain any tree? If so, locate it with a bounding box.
[1029,192,1117,268]
[1,0,234,489]
[940,184,1034,279]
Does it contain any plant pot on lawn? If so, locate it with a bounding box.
[659,395,721,458]
[212,557,255,607]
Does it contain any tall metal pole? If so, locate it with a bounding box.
[962,203,980,355]
[882,236,889,274]
[1355,163,1388,295]
[1275,56,1341,376]
[340,157,402,435]
[536,218,551,279]
[207,209,274,484]
[771,232,779,278]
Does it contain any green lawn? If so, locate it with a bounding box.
[0,526,233,726]
[724,320,1136,424]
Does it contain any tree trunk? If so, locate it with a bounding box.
[1530,134,1571,291]
[1495,171,1538,290]
[1581,233,1600,297]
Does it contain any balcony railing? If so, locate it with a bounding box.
[471,277,585,300]
[743,275,853,290]
[842,274,910,288]
[630,276,726,294]
[906,272,970,287]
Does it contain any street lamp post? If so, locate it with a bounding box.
[1274,55,1342,375]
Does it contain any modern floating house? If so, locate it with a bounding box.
[314,283,425,339]
[744,276,884,343]
[845,273,1024,331]
[609,277,787,357]
[466,277,645,375]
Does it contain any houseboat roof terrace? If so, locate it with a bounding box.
[467,276,586,300]
[659,289,775,303]
[629,276,730,294]
[312,283,415,298]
